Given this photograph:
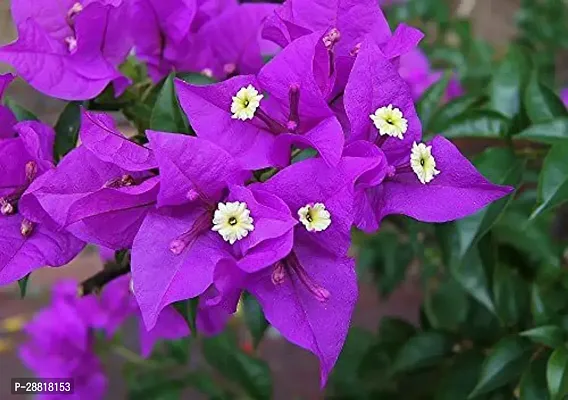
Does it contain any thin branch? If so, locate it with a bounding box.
[79,262,131,296]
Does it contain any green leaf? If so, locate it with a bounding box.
[454,148,522,257]
[164,338,191,364]
[520,326,565,348]
[425,278,469,331]
[435,351,485,400]
[176,72,215,86]
[524,72,568,124]
[452,245,495,314]
[4,97,38,122]
[150,73,190,134]
[547,347,568,400]
[493,209,560,268]
[242,293,269,348]
[54,101,82,161]
[520,357,551,400]
[392,332,453,373]
[378,317,417,345]
[489,45,531,118]
[173,298,198,337]
[492,263,530,327]
[515,118,568,145]
[329,328,375,397]
[361,231,414,298]
[428,94,483,133]
[18,274,30,298]
[203,332,272,400]
[532,284,554,326]
[417,72,451,129]
[441,110,509,139]
[531,142,568,219]
[469,336,532,398]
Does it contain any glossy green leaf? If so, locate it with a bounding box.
[18,274,30,298]
[417,72,451,129]
[173,298,198,337]
[547,347,568,400]
[532,284,554,326]
[454,148,522,257]
[524,73,568,124]
[242,293,269,348]
[520,326,565,348]
[203,332,272,400]
[520,357,551,400]
[492,263,529,327]
[489,46,531,118]
[531,143,568,219]
[452,245,495,314]
[469,336,532,397]
[150,73,190,134]
[4,97,39,122]
[515,118,568,144]
[425,278,469,331]
[493,209,560,268]
[428,94,483,133]
[441,110,509,139]
[435,351,485,400]
[392,332,453,373]
[54,101,81,162]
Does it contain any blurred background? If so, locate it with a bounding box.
[1,0,568,399]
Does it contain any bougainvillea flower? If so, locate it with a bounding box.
[0,1,132,100]
[20,111,158,250]
[344,40,512,232]
[398,47,463,101]
[262,0,422,61]
[0,121,84,285]
[0,74,18,139]
[176,31,344,169]
[187,3,279,80]
[19,282,107,400]
[206,154,383,385]
[561,88,568,106]
[131,132,247,329]
[263,0,389,54]
[131,0,199,82]
[132,0,276,82]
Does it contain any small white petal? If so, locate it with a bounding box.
[410,142,440,184]
[298,203,332,232]
[212,201,255,244]
[230,85,264,121]
[370,104,408,140]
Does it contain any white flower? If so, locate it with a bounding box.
[231,85,263,121]
[298,203,331,232]
[410,142,440,184]
[370,104,408,139]
[212,201,254,244]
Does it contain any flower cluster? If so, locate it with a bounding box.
[1,0,514,387]
[20,262,191,399]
